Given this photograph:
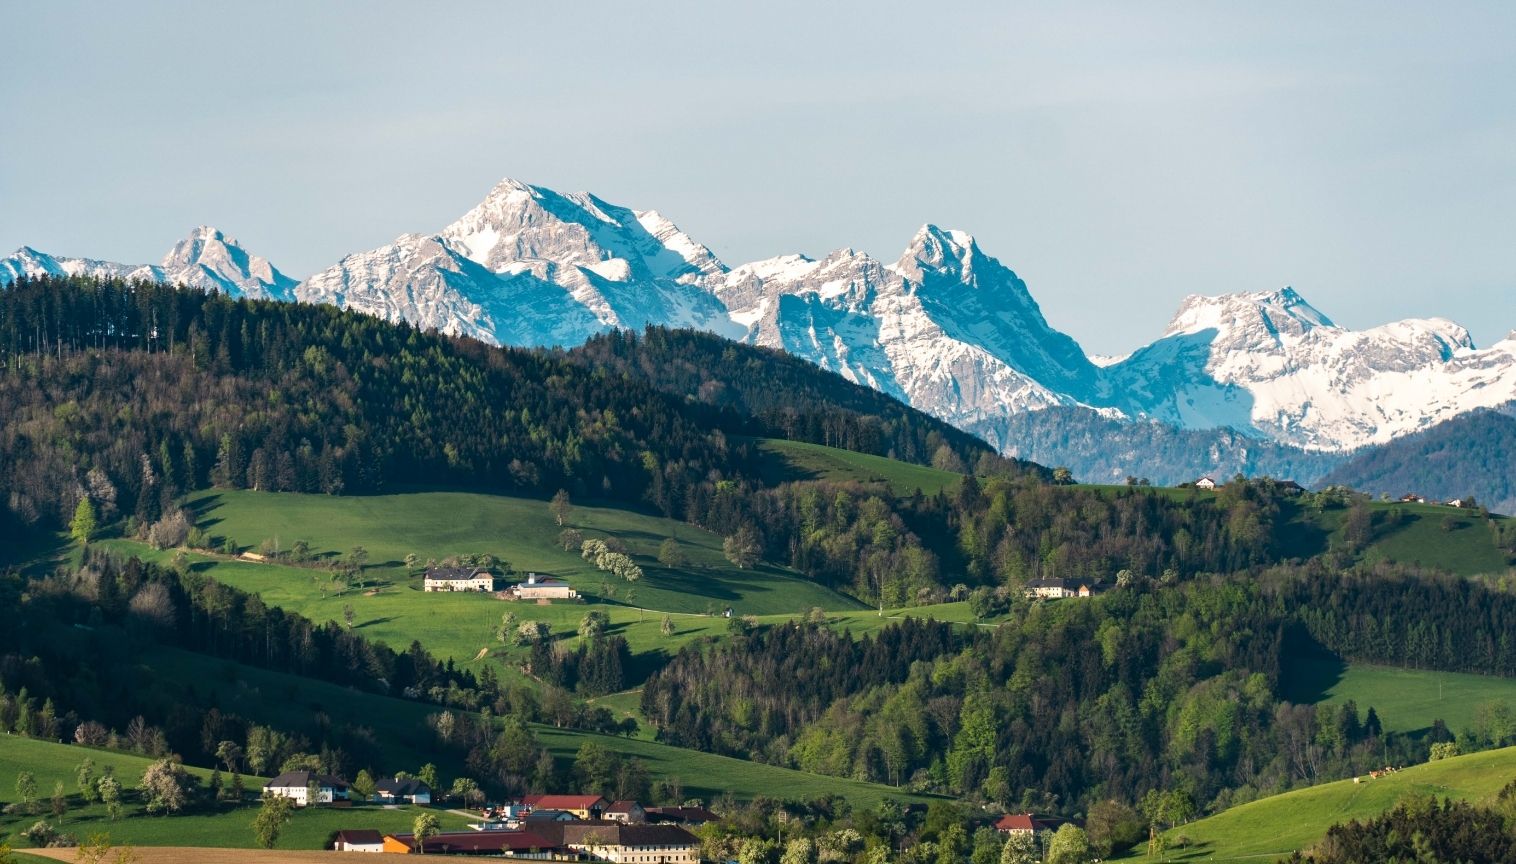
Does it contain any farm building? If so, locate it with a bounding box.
[522,794,608,819]
[994,813,1055,835]
[603,800,647,824]
[334,829,385,852]
[263,770,349,806]
[373,776,432,804]
[424,567,497,592]
[1025,578,1097,599]
[561,823,701,864]
[381,829,561,856]
[513,574,578,600]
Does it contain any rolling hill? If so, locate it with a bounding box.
[1118,744,1516,860]
[0,735,467,852]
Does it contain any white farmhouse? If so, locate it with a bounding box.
[424,567,497,592]
[263,770,349,807]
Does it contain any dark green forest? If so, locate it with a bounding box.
[1322,405,1516,515]
[644,562,1516,811]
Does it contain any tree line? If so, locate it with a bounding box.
[643,561,1516,823]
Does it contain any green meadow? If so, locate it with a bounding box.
[1115,744,1516,861]
[0,736,466,852]
[92,487,867,675]
[1286,499,1511,577]
[1285,655,1516,735]
[754,438,963,496]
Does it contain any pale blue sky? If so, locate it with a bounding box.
[2,1,1513,353]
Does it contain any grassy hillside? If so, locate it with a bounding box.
[0,736,466,852]
[1286,655,1516,735]
[131,646,926,808]
[93,488,865,673]
[1118,745,1516,861]
[755,438,963,496]
[182,488,858,614]
[1287,499,1511,577]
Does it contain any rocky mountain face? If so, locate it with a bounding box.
[5,177,1513,481]
[1102,288,1516,451]
[1,226,296,301]
[296,178,740,347]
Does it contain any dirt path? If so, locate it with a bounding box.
[472,646,489,661]
[26,848,349,863]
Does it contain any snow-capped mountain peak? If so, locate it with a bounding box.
[297,178,740,347]
[2,228,293,300]
[159,225,296,301]
[1163,286,1334,339]
[439,178,725,284]
[891,223,982,282]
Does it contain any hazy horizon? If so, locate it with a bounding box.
[3,1,1512,352]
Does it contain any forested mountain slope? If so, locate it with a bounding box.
[1322,404,1516,514]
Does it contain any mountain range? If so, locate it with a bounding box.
[5,177,1514,492]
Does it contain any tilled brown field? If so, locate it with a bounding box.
[25,847,381,863]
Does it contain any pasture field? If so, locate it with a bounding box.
[1285,499,1511,577]
[95,487,864,673]
[1285,655,1516,735]
[180,488,859,614]
[754,438,963,496]
[1114,744,1516,861]
[0,736,466,852]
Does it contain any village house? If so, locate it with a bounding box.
[424,567,497,592]
[513,573,579,601]
[333,829,385,852]
[263,770,350,807]
[1025,578,1096,600]
[603,800,647,824]
[993,813,1055,836]
[1400,493,1428,504]
[522,794,609,819]
[561,823,701,864]
[1194,476,1217,490]
[373,776,432,805]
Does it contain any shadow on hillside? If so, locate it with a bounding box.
[1281,651,1347,705]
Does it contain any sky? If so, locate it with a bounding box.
[2,1,1513,354]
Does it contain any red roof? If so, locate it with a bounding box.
[334,829,383,845]
[523,794,608,810]
[606,799,643,813]
[994,813,1046,832]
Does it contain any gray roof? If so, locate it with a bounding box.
[425,567,492,581]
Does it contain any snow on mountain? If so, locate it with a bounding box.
[711,226,1100,448]
[1104,287,1516,450]
[0,246,160,284]
[6,177,1513,462]
[1,227,295,301]
[298,178,739,346]
[159,226,297,301]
